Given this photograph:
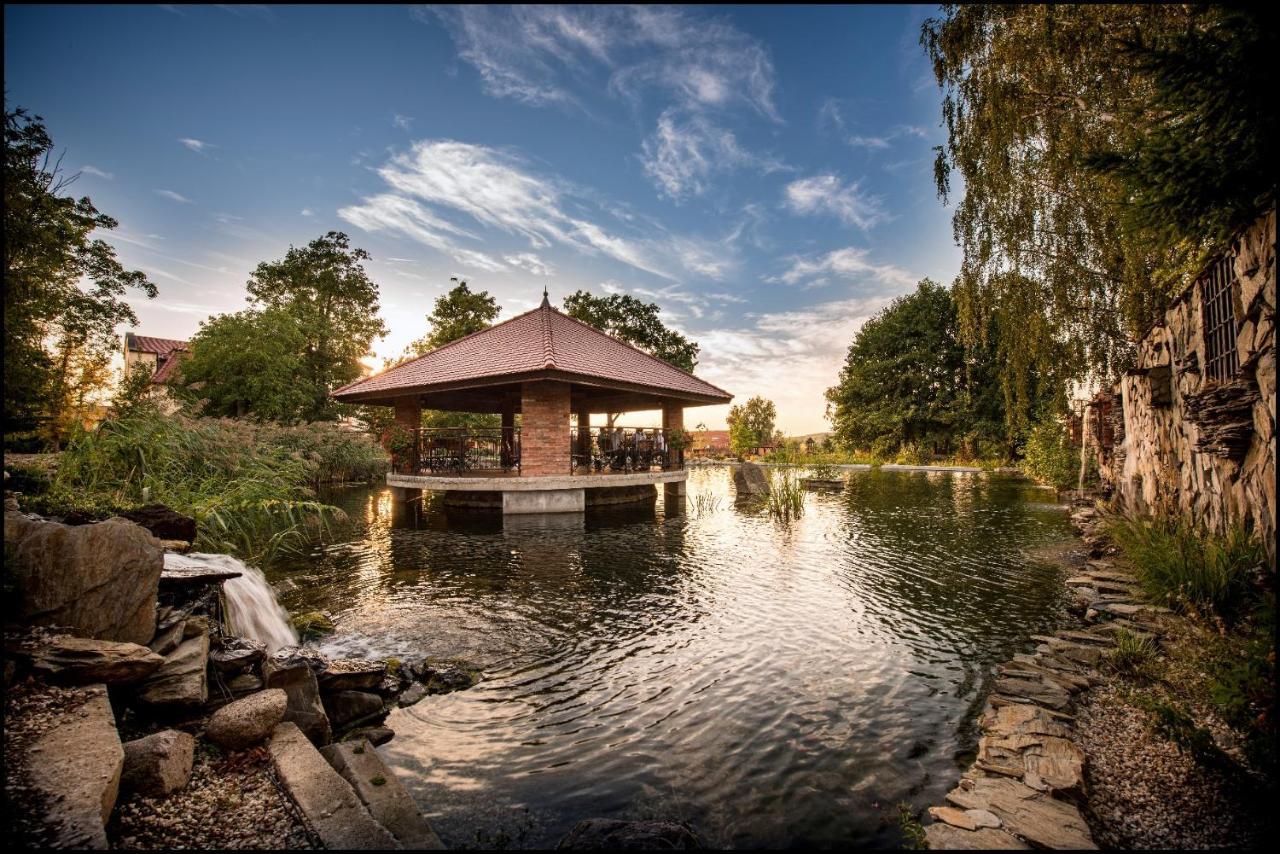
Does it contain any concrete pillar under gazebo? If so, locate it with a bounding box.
[331,294,731,518]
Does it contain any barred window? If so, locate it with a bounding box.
[1201,253,1239,383]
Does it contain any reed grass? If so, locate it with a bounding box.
[765,470,804,520]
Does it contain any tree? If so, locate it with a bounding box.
[246,231,387,421]
[174,307,312,422]
[727,396,777,456]
[111,363,162,421]
[562,290,699,373]
[921,5,1243,409]
[824,280,966,456]
[3,105,156,443]
[406,279,500,355]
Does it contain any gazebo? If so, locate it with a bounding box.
[332,294,732,514]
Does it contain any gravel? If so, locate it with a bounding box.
[1077,683,1269,849]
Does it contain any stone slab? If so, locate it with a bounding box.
[946,777,1095,849]
[267,723,398,850]
[924,822,1028,850]
[320,740,444,850]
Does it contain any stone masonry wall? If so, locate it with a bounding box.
[1104,206,1276,562]
[521,381,571,476]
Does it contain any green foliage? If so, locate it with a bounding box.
[727,396,777,456]
[1107,629,1158,678]
[1086,8,1276,256]
[404,279,500,357]
[895,802,927,850]
[26,412,384,561]
[1107,516,1264,622]
[563,289,699,373]
[3,105,157,441]
[922,6,1255,403]
[244,231,388,421]
[1206,596,1276,774]
[765,470,804,521]
[1020,415,1078,490]
[175,307,311,421]
[111,363,163,421]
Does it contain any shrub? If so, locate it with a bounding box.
[1107,629,1158,677]
[1107,515,1263,622]
[1020,416,1078,489]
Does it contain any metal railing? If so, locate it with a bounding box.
[570,426,683,474]
[397,427,520,475]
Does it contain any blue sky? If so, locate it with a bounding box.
[5,4,959,432]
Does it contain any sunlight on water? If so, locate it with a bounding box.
[265,467,1074,848]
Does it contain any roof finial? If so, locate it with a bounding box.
[541,285,550,307]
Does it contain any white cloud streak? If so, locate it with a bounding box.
[179,138,214,154]
[155,189,194,204]
[783,174,887,230]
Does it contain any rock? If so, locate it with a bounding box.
[118,504,197,544]
[318,659,386,692]
[344,726,395,747]
[263,650,331,745]
[946,777,1096,849]
[210,637,266,674]
[206,688,288,750]
[148,619,186,656]
[121,730,195,798]
[980,703,1073,739]
[416,660,480,694]
[227,673,264,693]
[291,611,335,640]
[991,674,1073,712]
[977,733,1086,799]
[924,823,1028,850]
[5,513,163,644]
[25,685,124,849]
[397,683,427,707]
[267,722,398,850]
[183,615,211,638]
[137,634,209,707]
[929,806,979,830]
[320,739,445,849]
[731,462,770,495]
[33,635,164,684]
[324,690,386,728]
[558,819,702,850]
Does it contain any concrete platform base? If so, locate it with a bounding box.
[502,488,585,514]
[389,469,686,516]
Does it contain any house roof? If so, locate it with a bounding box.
[126,333,189,355]
[333,296,732,406]
[150,351,186,385]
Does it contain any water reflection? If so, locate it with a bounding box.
[267,467,1073,848]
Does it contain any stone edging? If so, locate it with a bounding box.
[923,505,1172,850]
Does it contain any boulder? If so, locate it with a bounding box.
[264,650,331,745]
[318,658,386,692]
[25,685,124,849]
[147,615,187,656]
[205,689,288,750]
[118,504,197,544]
[5,512,163,644]
[558,819,702,850]
[344,726,395,747]
[731,462,770,495]
[137,634,209,707]
[227,673,264,694]
[323,690,386,728]
[397,683,427,707]
[121,729,195,798]
[210,637,266,674]
[414,660,480,694]
[291,611,335,640]
[34,635,165,684]
[267,723,398,850]
[320,739,445,849]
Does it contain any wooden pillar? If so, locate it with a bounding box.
[521,381,571,476]
[501,398,517,469]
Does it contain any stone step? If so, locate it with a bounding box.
[945,776,1096,849]
[321,740,445,850]
[267,722,399,850]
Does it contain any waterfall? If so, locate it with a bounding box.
[164,552,298,651]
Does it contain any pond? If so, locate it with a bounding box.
[268,466,1075,849]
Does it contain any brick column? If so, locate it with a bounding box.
[521,381,571,476]
[662,403,684,468]
[392,397,421,473]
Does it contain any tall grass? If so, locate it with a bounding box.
[1107,514,1264,622]
[26,412,386,561]
[765,470,804,521]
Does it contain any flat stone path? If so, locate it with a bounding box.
[924,505,1172,850]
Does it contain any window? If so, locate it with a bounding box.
[1200,253,1239,383]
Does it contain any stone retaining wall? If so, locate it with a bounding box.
[1087,206,1276,562]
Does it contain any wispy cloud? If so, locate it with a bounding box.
[155,189,195,204]
[640,109,786,201]
[179,137,215,154]
[80,165,114,180]
[504,252,554,276]
[783,174,887,230]
[392,114,414,131]
[300,208,314,217]
[772,247,915,291]
[848,124,928,151]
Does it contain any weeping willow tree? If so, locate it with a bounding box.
[922,5,1275,426]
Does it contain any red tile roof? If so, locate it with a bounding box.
[334,297,732,405]
[126,333,189,355]
[150,351,186,385]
